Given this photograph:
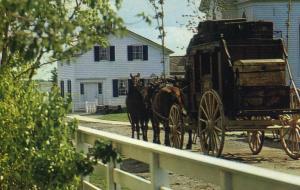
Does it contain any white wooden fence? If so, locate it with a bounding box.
[76,126,300,190]
[85,101,97,113]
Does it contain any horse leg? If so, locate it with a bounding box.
[143,120,148,141]
[136,122,140,140]
[141,120,147,141]
[131,123,135,139]
[152,127,156,143]
[164,122,170,146]
[186,128,193,149]
[156,120,161,144]
[151,118,157,143]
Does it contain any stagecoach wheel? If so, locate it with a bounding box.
[280,115,300,159]
[247,131,264,155]
[198,89,225,157]
[169,104,184,149]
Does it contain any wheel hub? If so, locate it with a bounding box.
[207,120,214,128]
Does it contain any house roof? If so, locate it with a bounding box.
[125,29,174,54]
[170,56,186,74]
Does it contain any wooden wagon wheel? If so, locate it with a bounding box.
[280,115,300,159]
[198,89,225,157]
[169,104,184,149]
[247,131,264,155]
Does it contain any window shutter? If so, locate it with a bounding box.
[127,45,133,61]
[94,46,100,62]
[143,45,148,61]
[110,46,115,61]
[60,80,64,97]
[67,80,71,93]
[113,79,119,97]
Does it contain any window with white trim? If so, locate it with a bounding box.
[132,46,143,60]
[99,47,109,60]
[118,80,128,96]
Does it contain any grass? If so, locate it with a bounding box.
[98,113,129,122]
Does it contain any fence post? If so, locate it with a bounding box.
[150,153,169,190]
[85,101,88,113]
[106,161,115,190]
[220,170,232,190]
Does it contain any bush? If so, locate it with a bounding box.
[0,73,92,189]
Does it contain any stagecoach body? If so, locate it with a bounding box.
[181,19,300,159]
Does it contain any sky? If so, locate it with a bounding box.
[35,0,202,80]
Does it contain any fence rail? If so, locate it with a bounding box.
[76,126,300,190]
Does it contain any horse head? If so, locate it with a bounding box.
[168,86,187,116]
[130,73,141,87]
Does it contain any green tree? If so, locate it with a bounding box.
[0,0,125,78]
[0,0,124,189]
[51,67,58,86]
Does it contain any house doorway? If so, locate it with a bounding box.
[84,82,103,104]
[85,83,98,103]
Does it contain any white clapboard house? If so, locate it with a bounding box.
[204,0,300,86]
[57,30,173,112]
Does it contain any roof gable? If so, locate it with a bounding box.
[125,29,174,54]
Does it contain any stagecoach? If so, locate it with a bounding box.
[168,19,300,159]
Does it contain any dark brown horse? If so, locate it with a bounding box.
[145,83,187,147]
[145,78,193,149]
[126,73,149,141]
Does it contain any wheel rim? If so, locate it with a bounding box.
[280,116,300,159]
[248,131,264,155]
[198,90,225,157]
[169,104,184,149]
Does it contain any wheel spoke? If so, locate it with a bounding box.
[202,95,210,119]
[214,126,222,132]
[257,135,261,145]
[199,118,208,124]
[175,109,179,122]
[213,130,221,145]
[200,105,210,120]
[198,128,207,135]
[212,104,220,119]
[207,93,211,117]
[210,94,215,118]
[209,93,214,117]
[215,116,222,123]
[213,132,219,153]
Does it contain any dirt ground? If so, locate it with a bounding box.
[79,121,300,190]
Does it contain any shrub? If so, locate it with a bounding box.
[0,73,92,189]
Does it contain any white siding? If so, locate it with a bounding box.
[58,33,172,111]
